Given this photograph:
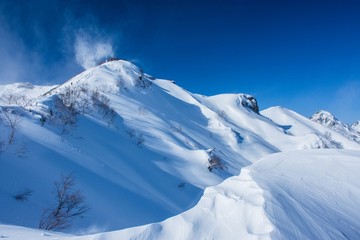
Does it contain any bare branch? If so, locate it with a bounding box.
[0,107,22,144]
[39,174,89,230]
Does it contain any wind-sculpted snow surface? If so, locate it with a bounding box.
[0,169,274,240]
[84,149,360,240]
[71,149,360,240]
[3,149,360,240]
[251,149,360,239]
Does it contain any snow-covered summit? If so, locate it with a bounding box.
[311,110,343,128]
[351,120,360,134]
[311,110,360,143]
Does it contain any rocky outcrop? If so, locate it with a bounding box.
[237,94,259,114]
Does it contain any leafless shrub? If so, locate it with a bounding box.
[0,107,22,144]
[77,84,91,114]
[59,86,79,110]
[322,131,343,149]
[14,188,33,202]
[207,149,224,172]
[0,90,29,106]
[50,84,117,129]
[97,84,114,94]
[58,84,91,114]
[39,174,89,231]
[53,96,77,133]
[78,83,90,94]
[91,91,116,123]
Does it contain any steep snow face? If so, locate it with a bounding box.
[310,110,360,144]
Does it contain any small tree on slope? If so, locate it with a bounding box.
[39,174,89,230]
[0,107,22,144]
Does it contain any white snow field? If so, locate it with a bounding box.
[1,60,360,239]
[2,150,360,240]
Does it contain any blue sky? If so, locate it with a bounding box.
[0,0,359,123]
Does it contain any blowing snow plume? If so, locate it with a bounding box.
[74,32,114,69]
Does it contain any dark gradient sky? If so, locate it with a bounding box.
[0,0,359,123]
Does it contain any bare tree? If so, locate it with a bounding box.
[91,91,116,123]
[322,131,343,149]
[52,96,78,133]
[0,90,28,106]
[0,107,22,144]
[39,174,89,230]
[59,86,79,109]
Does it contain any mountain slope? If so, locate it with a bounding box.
[262,107,359,149]
[1,60,359,236]
[3,149,359,240]
[68,149,359,240]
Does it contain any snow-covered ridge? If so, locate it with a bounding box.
[311,110,360,143]
[351,120,360,134]
[1,60,360,239]
[0,82,57,105]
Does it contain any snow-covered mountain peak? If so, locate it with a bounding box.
[352,121,360,134]
[311,110,360,144]
[310,110,339,127]
[59,60,147,92]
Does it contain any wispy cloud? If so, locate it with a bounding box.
[0,2,120,85]
[0,20,40,84]
[74,30,114,69]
